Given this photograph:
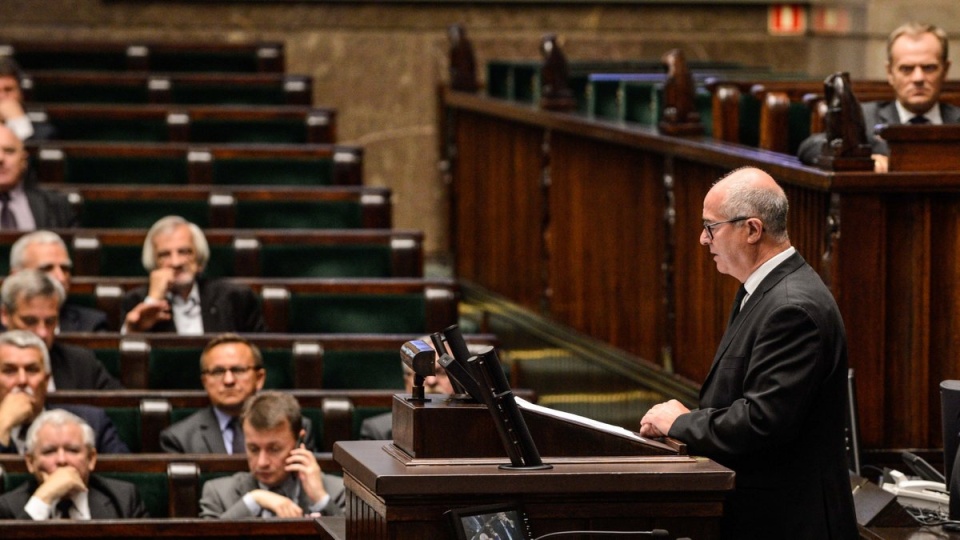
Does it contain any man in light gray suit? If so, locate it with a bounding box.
[159,333,314,453]
[199,391,344,518]
[798,22,959,172]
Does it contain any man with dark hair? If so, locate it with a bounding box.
[0,125,75,231]
[1,270,121,390]
[798,22,958,172]
[0,330,128,455]
[0,409,145,519]
[9,230,109,332]
[159,333,315,453]
[199,391,343,518]
[0,57,56,142]
[121,215,266,334]
[640,167,857,539]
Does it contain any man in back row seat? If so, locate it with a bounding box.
[121,216,267,335]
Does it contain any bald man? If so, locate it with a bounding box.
[640,167,857,539]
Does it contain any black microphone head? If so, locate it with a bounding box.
[650,530,669,538]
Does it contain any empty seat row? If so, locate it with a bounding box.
[0,228,424,279]
[63,277,459,333]
[2,39,285,73]
[28,141,361,186]
[44,184,391,230]
[27,104,336,144]
[22,71,311,106]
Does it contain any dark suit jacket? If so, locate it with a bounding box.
[668,252,857,539]
[121,276,267,334]
[0,474,147,519]
[797,100,960,164]
[159,406,316,453]
[0,404,129,455]
[199,471,344,518]
[24,185,78,229]
[49,342,123,390]
[59,303,109,333]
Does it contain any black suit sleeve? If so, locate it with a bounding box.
[233,285,267,332]
[670,304,829,461]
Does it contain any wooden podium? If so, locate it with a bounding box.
[325,394,734,539]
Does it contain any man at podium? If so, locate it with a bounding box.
[640,167,857,539]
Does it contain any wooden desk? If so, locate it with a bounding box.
[334,440,733,539]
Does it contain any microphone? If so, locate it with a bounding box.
[533,529,670,539]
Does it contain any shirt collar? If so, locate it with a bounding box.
[743,246,796,297]
[896,100,943,124]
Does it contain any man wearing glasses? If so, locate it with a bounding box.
[159,333,314,453]
[640,167,857,539]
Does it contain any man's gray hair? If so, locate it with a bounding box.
[0,329,51,373]
[10,230,70,271]
[716,167,790,243]
[141,215,209,272]
[24,409,96,454]
[887,22,949,64]
[1,269,66,311]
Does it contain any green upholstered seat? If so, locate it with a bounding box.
[287,293,426,334]
[234,200,361,229]
[321,350,403,390]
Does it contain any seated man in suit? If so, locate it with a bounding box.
[199,391,344,518]
[9,230,109,332]
[0,330,128,454]
[0,58,56,142]
[0,125,75,231]
[121,215,266,334]
[0,409,145,519]
[159,333,315,453]
[360,339,454,440]
[798,22,957,172]
[1,270,121,390]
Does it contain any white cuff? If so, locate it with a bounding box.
[24,495,52,521]
[6,116,34,141]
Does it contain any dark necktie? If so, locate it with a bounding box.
[229,417,244,455]
[0,192,17,230]
[909,115,930,125]
[55,498,73,519]
[728,285,748,327]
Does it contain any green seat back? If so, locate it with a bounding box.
[53,118,169,142]
[151,53,261,74]
[287,293,426,334]
[787,101,812,155]
[0,245,10,275]
[33,85,150,104]
[96,350,122,381]
[191,120,307,144]
[322,350,403,390]
[79,200,208,229]
[65,156,188,185]
[104,407,142,453]
[148,347,294,390]
[19,52,126,71]
[170,86,286,106]
[259,245,392,278]
[235,200,360,229]
[97,245,149,277]
[212,158,334,186]
[99,472,167,517]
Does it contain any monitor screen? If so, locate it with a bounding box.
[445,502,533,540]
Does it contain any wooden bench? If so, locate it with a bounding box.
[0,228,423,279]
[27,103,336,144]
[63,277,459,334]
[1,39,284,73]
[55,332,496,392]
[22,71,311,106]
[26,141,361,186]
[0,520,320,539]
[0,453,337,518]
[42,184,391,230]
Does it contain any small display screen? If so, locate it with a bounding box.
[446,503,532,540]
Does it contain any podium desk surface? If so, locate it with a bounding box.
[333,440,734,497]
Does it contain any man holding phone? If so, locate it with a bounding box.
[198,391,344,518]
